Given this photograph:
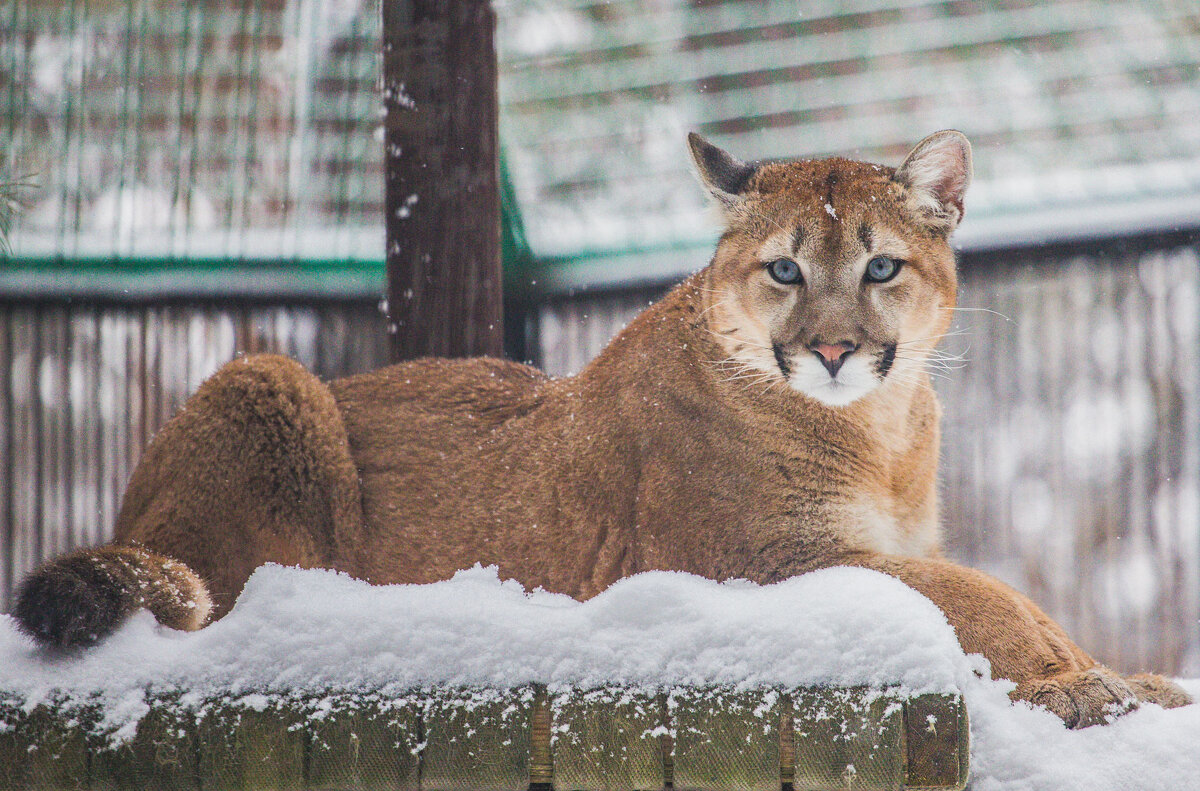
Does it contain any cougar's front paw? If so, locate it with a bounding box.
[1012,667,1138,729]
[1126,672,1193,709]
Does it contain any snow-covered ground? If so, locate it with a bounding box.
[1,564,1198,790]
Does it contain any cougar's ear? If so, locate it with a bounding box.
[687,132,757,209]
[895,130,972,233]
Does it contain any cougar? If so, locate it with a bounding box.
[15,131,1190,728]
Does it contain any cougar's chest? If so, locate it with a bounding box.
[760,418,938,556]
[835,494,936,555]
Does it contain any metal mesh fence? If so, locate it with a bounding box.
[2,0,382,266]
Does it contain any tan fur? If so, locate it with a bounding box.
[23,133,1189,725]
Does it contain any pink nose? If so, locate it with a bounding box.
[809,341,857,377]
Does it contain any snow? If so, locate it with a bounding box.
[1,564,1198,789]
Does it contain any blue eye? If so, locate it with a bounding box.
[864,256,902,283]
[766,258,803,285]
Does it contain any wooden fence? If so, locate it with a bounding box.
[2,232,1199,677]
[0,685,968,791]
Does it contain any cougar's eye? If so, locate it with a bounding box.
[864,255,902,283]
[766,258,803,285]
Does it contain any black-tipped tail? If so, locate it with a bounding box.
[13,545,212,651]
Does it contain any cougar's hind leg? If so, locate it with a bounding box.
[114,354,364,620]
[14,354,363,650]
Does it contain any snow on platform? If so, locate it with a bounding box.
[1,564,1198,790]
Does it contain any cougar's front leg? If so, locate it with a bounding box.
[841,552,1192,728]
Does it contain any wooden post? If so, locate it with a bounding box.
[382,0,504,362]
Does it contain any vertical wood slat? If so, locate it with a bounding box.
[161,306,190,430]
[140,307,162,453]
[69,308,102,549]
[122,308,143,527]
[36,307,67,561]
[9,307,39,598]
[0,306,10,603]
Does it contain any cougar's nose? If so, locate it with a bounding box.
[810,341,857,378]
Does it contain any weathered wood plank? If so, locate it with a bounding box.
[420,688,533,791]
[671,688,781,791]
[0,703,91,791]
[197,700,306,791]
[306,699,419,791]
[90,703,200,791]
[903,694,969,790]
[551,687,665,791]
[790,688,904,791]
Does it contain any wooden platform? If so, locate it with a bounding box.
[0,685,967,791]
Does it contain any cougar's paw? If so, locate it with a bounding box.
[1012,667,1139,729]
[1126,672,1193,709]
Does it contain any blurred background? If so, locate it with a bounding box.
[2,0,1200,676]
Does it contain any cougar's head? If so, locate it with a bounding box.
[690,131,970,407]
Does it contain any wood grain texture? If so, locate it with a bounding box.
[671,688,781,791]
[307,700,419,791]
[551,687,666,791]
[382,0,503,361]
[420,688,533,791]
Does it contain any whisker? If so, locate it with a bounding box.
[891,354,966,372]
[893,350,969,366]
[896,353,967,367]
[896,329,971,347]
[940,306,1014,323]
[889,354,962,376]
[720,368,783,390]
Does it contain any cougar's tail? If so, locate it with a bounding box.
[13,545,212,651]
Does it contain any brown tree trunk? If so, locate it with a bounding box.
[382,0,503,362]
